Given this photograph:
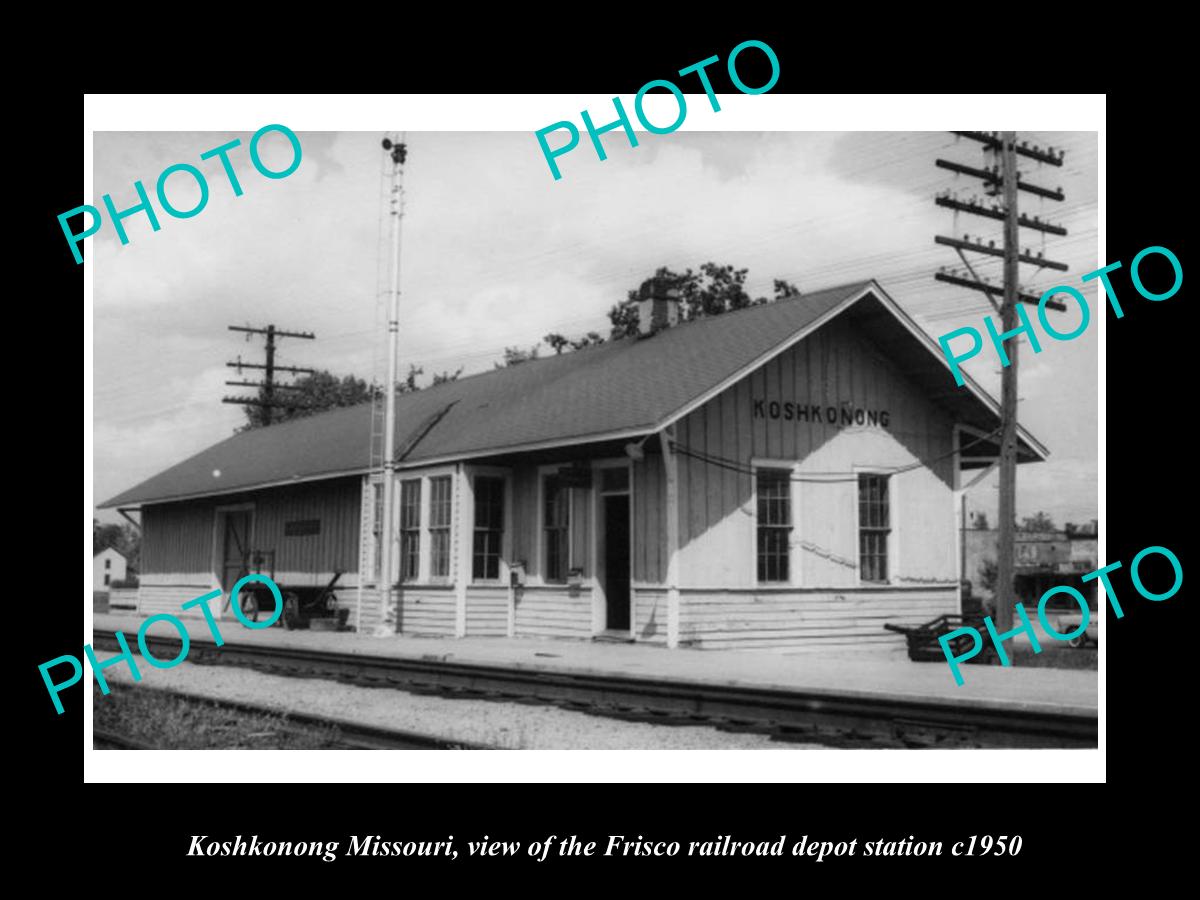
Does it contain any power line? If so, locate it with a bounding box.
[933,132,1068,635]
[670,427,1002,484]
[221,324,316,426]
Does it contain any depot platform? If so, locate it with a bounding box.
[92,611,1098,718]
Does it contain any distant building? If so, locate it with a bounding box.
[963,523,1098,612]
[93,547,127,590]
[1064,520,1098,576]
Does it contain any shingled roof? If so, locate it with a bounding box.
[100,280,1047,508]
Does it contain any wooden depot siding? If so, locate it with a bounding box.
[398,586,457,635]
[634,588,668,644]
[510,466,538,574]
[631,456,666,585]
[678,587,958,649]
[139,478,361,585]
[664,315,959,646]
[141,503,214,575]
[466,586,509,637]
[137,478,362,618]
[251,479,362,586]
[138,582,215,617]
[353,586,385,633]
[514,586,593,639]
[139,502,217,616]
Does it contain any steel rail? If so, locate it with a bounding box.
[93,630,1097,749]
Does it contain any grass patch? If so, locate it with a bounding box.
[94,684,343,749]
[1011,645,1098,670]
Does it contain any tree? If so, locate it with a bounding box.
[431,367,464,386]
[606,303,639,341]
[607,263,801,340]
[93,518,141,571]
[538,264,801,351]
[495,345,541,368]
[238,363,465,431]
[544,331,603,354]
[1018,511,1056,533]
[773,278,801,301]
[397,364,423,394]
[93,518,121,556]
[239,370,378,431]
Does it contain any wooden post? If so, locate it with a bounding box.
[956,445,966,617]
[454,463,469,638]
[995,131,1020,633]
[660,427,680,648]
[505,476,516,638]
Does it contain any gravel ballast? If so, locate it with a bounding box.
[100,659,810,750]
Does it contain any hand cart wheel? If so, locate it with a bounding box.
[239,589,260,622]
[281,592,302,630]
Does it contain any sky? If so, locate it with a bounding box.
[92,130,1099,529]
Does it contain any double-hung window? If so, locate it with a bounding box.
[429,475,453,579]
[473,476,504,581]
[543,476,570,583]
[858,473,890,583]
[756,468,792,583]
[399,479,421,582]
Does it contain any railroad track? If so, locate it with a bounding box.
[92,684,491,750]
[94,728,156,750]
[93,629,1097,749]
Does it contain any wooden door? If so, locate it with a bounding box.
[604,494,631,631]
[221,510,253,592]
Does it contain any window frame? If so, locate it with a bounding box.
[538,469,574,585]
[399,478,422,583]
[592,457,634,635]
[471,473,506,584]
[856,470,894,585]
[427,474,454,581]
[752,461,795,585]
[368,477,384,582]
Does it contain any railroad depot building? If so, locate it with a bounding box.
[99,281,1047,650]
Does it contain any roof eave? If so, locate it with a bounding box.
[654,279,1048,462]
[96,465,373,510]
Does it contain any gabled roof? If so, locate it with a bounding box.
[93,546,126,559]
[99,280,1048,508]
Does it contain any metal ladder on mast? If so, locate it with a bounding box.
[357,133,406,633]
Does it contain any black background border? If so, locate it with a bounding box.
[28,23,1188,882]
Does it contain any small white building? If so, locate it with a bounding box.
[93,546,127,590]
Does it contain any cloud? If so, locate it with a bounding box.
[93,131,1098,520]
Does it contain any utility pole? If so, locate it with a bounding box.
[378,135,408,631]
[934,131,1066,631]
[960,493,968,594]
[995,133,1021,632]
[223,324,316,425]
